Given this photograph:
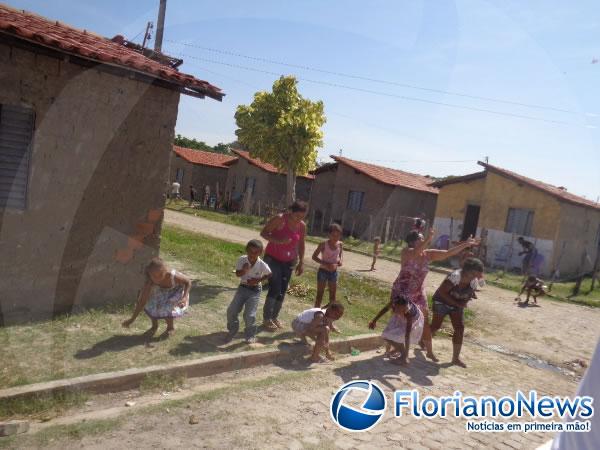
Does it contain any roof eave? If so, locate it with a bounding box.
[478,161,600,211]
[0,29,224,101]
[331,154,437,194]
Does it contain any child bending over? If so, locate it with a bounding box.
[517,275,546,305]
[375,295,424,366]
[122,258,191,338]
[292,303,344,363]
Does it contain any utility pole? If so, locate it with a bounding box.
[154,0,167,52]
[141,21,153,50]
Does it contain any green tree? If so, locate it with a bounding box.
[212,142,229,154]
[235,76,326,204]
[174,134,212,151]
[173,135,234,154]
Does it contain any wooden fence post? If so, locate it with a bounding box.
[384,217,391,243]
[573,248,589,296]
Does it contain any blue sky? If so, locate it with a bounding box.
[10,0,600,199]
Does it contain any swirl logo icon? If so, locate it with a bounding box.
[330,380,387,432]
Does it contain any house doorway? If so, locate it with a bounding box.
[461,204,480,240]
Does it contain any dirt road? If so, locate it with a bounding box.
[25,344,576,450]
[165,210,600,369]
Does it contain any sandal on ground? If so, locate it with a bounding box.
[262,320,278,331]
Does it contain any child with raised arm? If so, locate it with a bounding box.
[226,240,272,344]
[122,258,191,338]
[292,303,344,363]
[429,257,484,368]
[517,275,546,306]
[312,223,343,308]
[370,236,381,271]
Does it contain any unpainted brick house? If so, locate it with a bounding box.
[309,156,438,239]
[224,149,314,213]
[431,162,600,277]
[169,146,235,203]
[0,5,223,322]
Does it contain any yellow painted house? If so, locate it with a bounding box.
[431,162,600,277]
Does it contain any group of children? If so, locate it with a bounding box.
[122,222,346,362]
[122,216,543,367]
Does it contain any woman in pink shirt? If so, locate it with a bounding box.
[260,201,308,331]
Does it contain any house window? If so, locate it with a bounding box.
[346,190,365,212]
[0,104,35,209]
[505,208,534,236]
[244,176,256,195]
[175,168,184,183]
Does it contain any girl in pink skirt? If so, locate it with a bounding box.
[371,295,424,366]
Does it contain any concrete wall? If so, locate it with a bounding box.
[308,165,337,233]
[554,203,600,277]
[433,172,564,276]
[168,154,229,202]
[225,158,312,213]
[0,43,180,322]
[479,172,561,240]
[168,153,194,197]
[309,163,437,240]
[433,177,486,221]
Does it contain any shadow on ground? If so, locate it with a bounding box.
[74,333,156,359]
[333,348,452,389]
[189,281,236,305]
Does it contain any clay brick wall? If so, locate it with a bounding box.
[225,158,312,213]
[0,42,180,322]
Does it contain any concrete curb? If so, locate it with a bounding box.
[0,334,383,402]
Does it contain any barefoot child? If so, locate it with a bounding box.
[312,223,343,308]
[377,295,424,365]
[370,236,381,271]
[429,257,484,368]
[226,240,272,344]
[517,275,546,305]
[292,303,344,363]
[122,258,191,338]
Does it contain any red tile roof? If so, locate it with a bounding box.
[0,4,224,100]
[478,162,600,211]
[231,149,315,179]
[331,155,439,194]
[173,146,236,168]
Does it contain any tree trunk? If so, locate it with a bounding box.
[286,165,296,205]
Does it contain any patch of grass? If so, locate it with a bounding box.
[488,270,600,308]
[166,201,264,230]
[0,391,88,421]
[0,224,466,396]
[344,236,405,260]
[165,200,404,260]
[140,373,185,393]
[0,417,121,449]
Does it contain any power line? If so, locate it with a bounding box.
[165,39,587,116]
[170,51,574,126]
